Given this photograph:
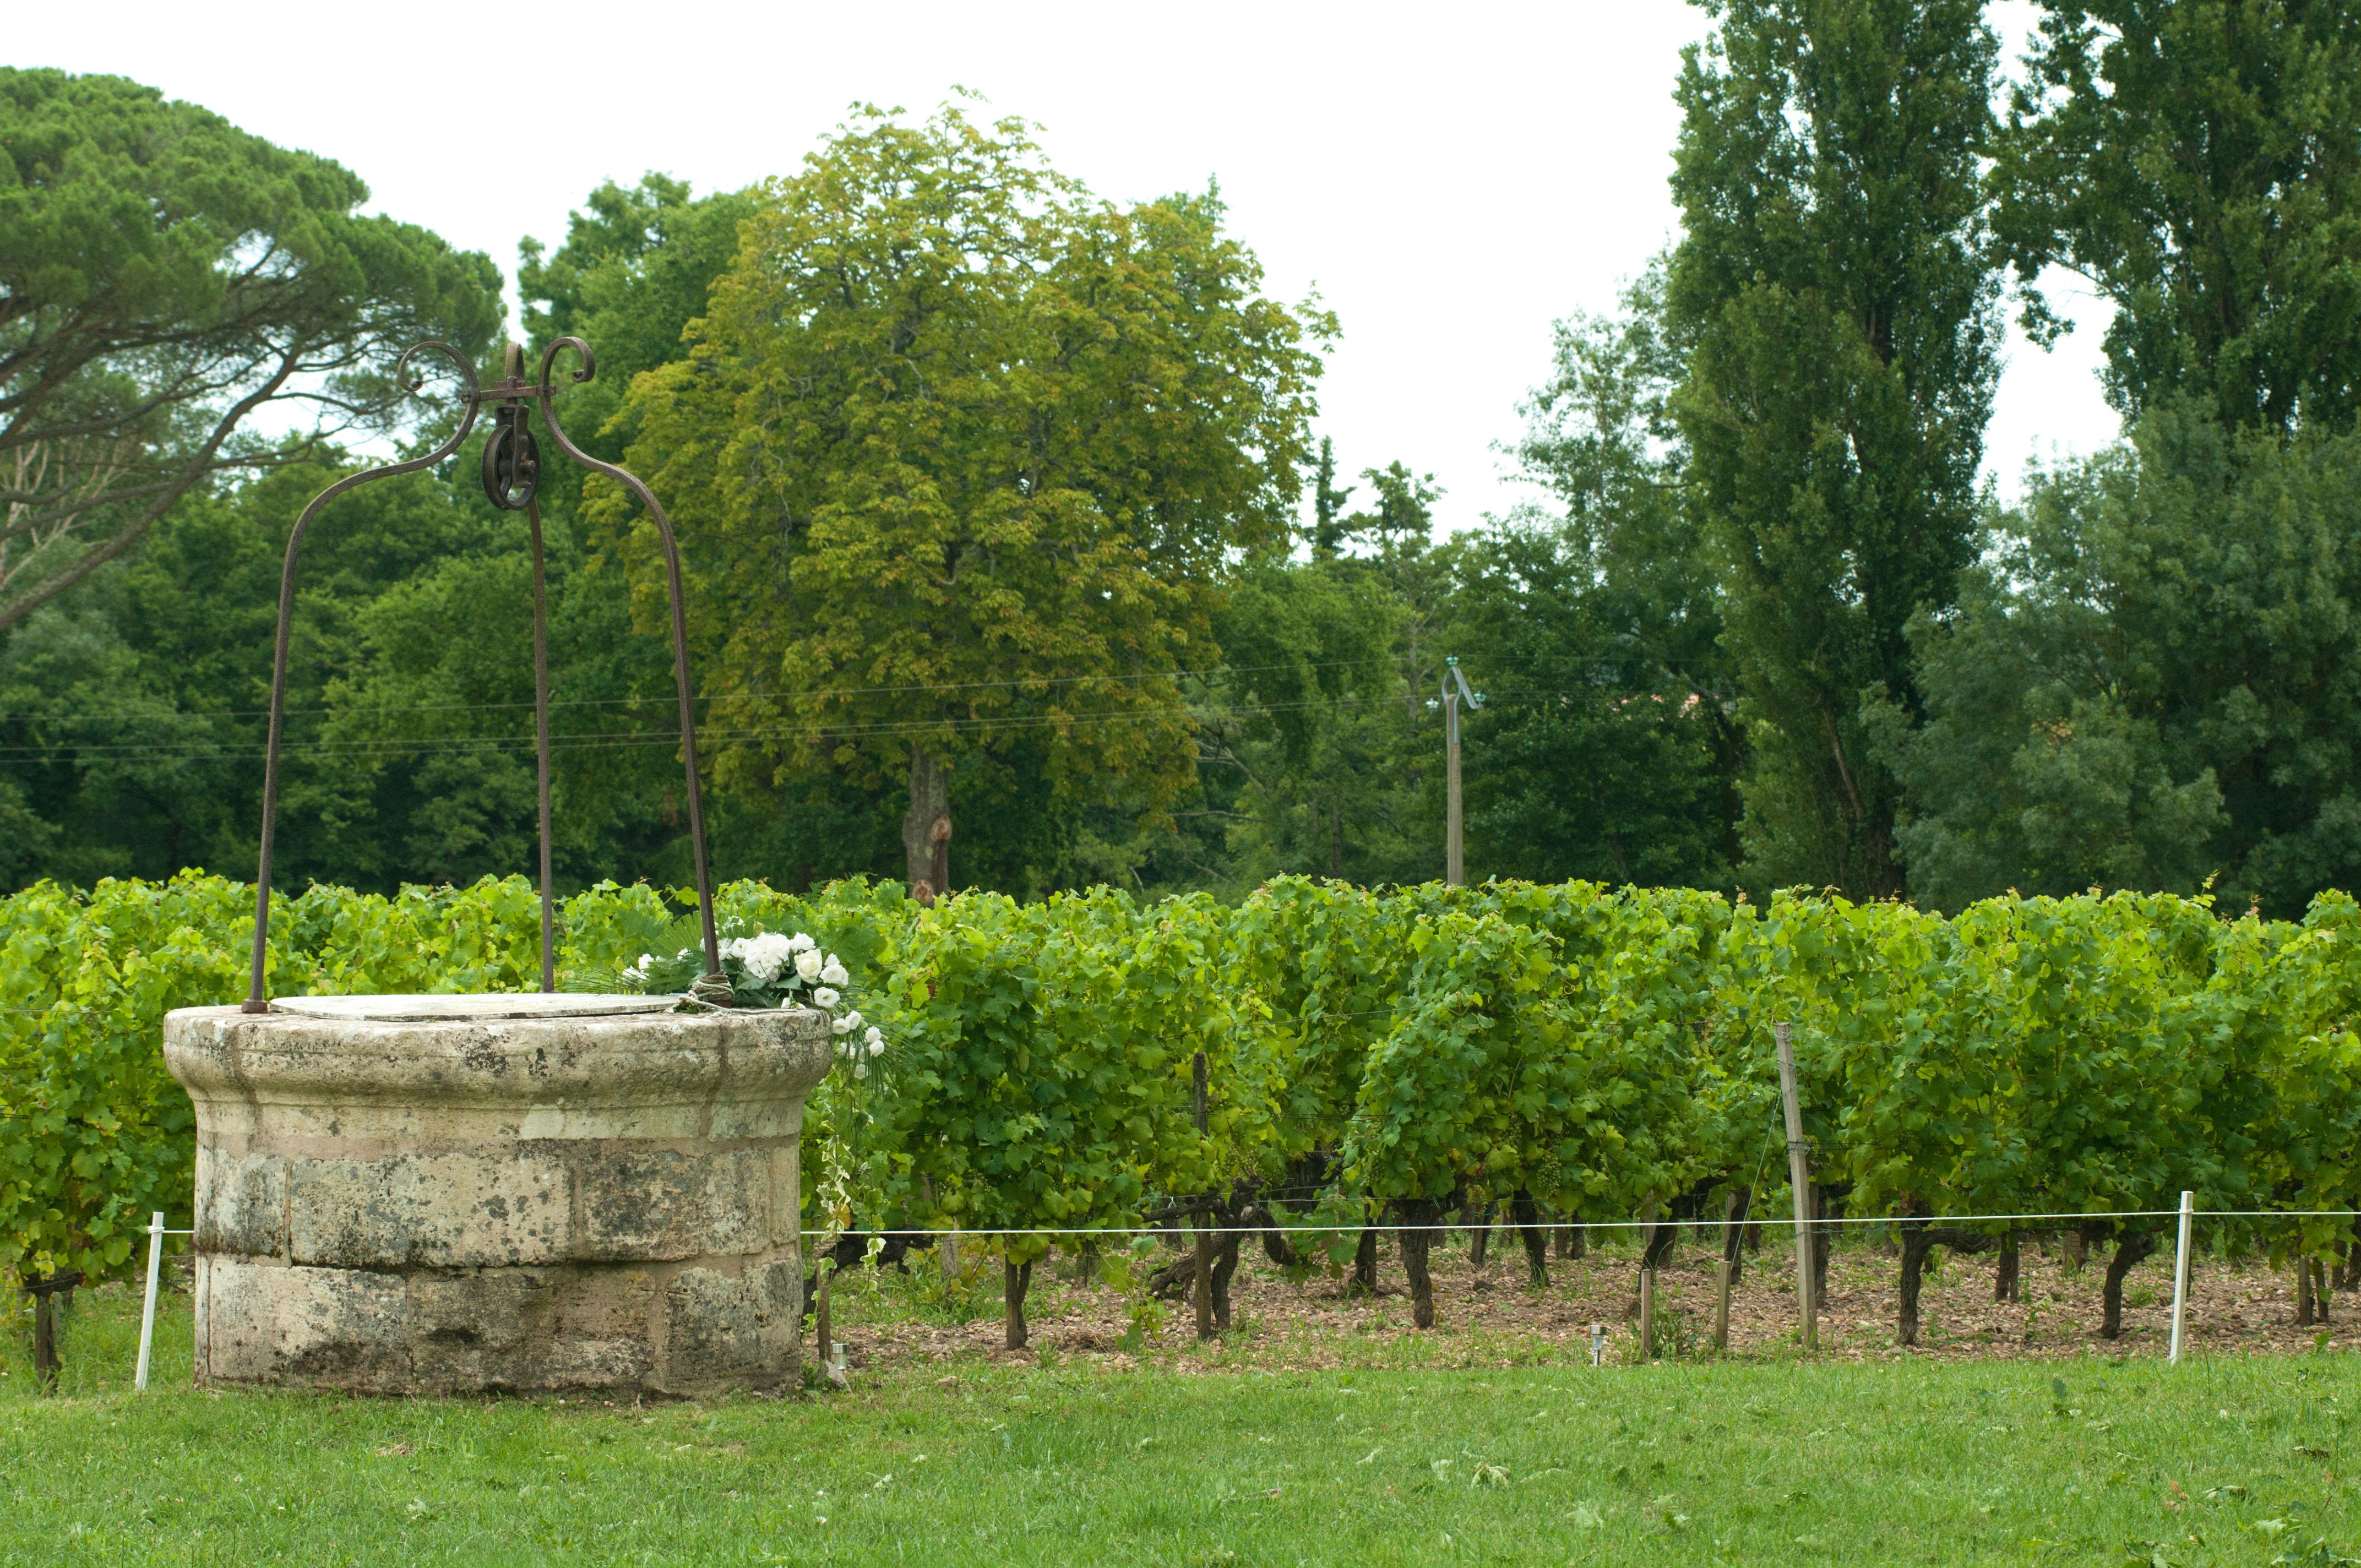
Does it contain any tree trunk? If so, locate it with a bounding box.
[1809,1187,1835,1305]
[1511,1190,1549,1289]
[1211,1230,1244,1330]
[2100,1232,2158,1340]
[1897,1222,1936,1347]
[1004,1257,1032,1351]
[1350,1227,1378,1295]
[1193,1211,1214,1341]
[1260,1224,1297,1268]
[2315,1259,2332,1322]
[1638,1210,1678,1354]
[1467,1201,1493,1267]
[1713,1186,1750,1349]
[2299,1255,2318,1327]
[1995,1230,2020,1303]
[31,1292,56,1389]
[1399,1201,1441,1329]
[1641,1216,1679,1274]
[902,742,950,896]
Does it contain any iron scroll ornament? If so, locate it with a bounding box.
[239,336,730,1011]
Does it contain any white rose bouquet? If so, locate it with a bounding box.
[622,917,889,1077]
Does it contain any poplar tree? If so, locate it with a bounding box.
[1996,0,2361,434]
[1665,0,2001,895]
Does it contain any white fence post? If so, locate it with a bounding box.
[2169,1190,2194,1366]
[135,1211,164,1392]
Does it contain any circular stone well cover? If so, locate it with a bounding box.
[267,993,681,1022]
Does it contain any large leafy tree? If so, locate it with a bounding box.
[1996,0,2361,434]
[1666,0,2001,896]
[1459,269,1742,889]
[1891,2,2361,914]
[1872,409,2361,916]
[617,105,1329,892]
[0,68,501,631]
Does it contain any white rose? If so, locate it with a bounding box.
[638,954,655,970]
[839,1010,862,1032]
[867,1038,885,1059]
[789,932,817,953]
[812,987,841,1010]
[820,956,850,987]
[832,1014,854,1035]
[795,949,824,983]
[853,1062,868,1080]
[863,1026,883,1050]
[739,930,793,986]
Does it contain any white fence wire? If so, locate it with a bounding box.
[119,1192,2347,1389]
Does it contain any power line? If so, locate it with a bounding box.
[0,690,1463,764]
[0,655,1406,726]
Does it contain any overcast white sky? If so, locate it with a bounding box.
[15,0,2118,530]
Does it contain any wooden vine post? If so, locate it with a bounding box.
[1193,1050,1214,1341]
[1775,1021,1818,1350]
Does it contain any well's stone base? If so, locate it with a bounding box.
[193,1253,802,1395]
[165,998,831,1397]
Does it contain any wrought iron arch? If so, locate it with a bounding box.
[241,337,728,1011]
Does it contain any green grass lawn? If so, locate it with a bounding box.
[1,1284,2349,1566]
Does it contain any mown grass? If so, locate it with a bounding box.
[0,1283,2348,1566]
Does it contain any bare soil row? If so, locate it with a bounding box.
[836,1229,2341,1374]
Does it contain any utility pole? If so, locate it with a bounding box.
[1429,657,1484,886]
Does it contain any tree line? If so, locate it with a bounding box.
[9,1,2361,913]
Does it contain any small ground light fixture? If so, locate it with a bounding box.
[1590,1324,1608,1366]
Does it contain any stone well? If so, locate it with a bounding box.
[162,995,831,1397]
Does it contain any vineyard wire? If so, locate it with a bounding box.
[792,1207,2263,1239]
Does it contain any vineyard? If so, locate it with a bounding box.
[6,871,2361,1357]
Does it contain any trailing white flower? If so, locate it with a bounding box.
[812,986,841,1010]
[819,956,850,987]
[831,1013,855,1035]
[863,1025,883,1052]
[795,949,824,983]
[789,932,817,953]
[839,1009,862,1032]
[852,1063,868,1080]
